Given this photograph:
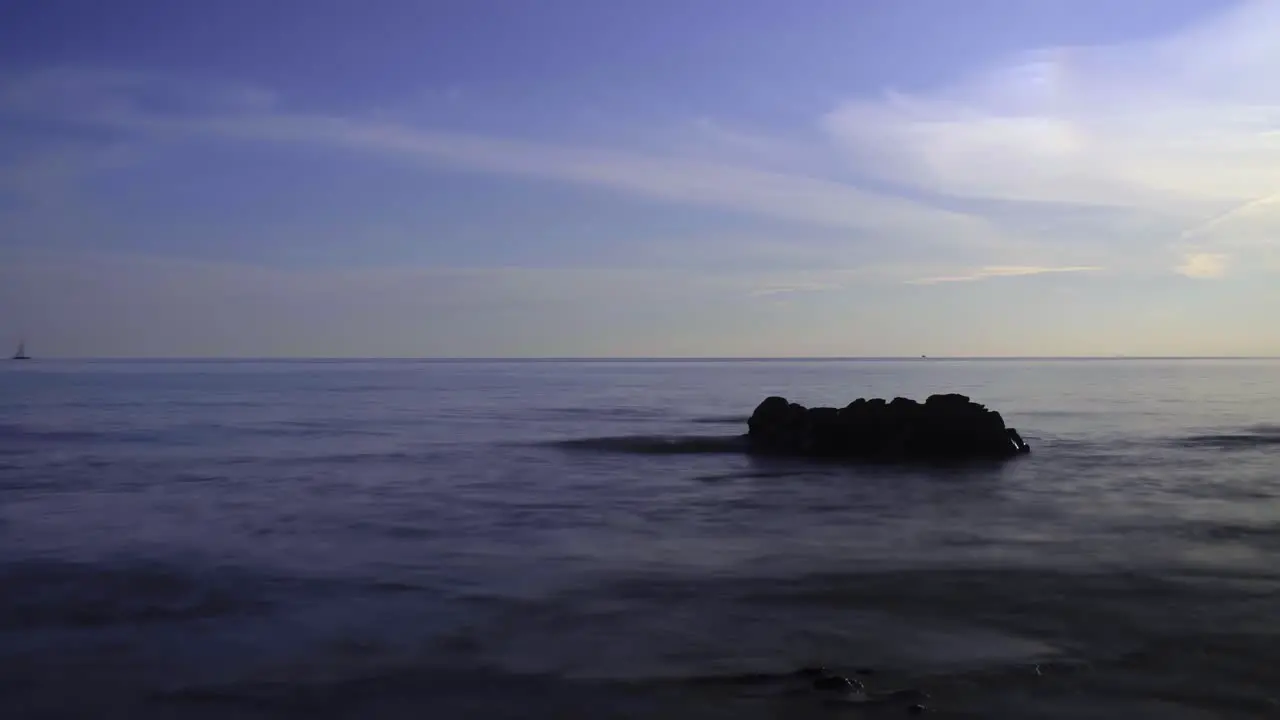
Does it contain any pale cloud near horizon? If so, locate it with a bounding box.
[907,265,1103,285]
[0,248,925,356]
[6,247,1272,358]
[1176,252,1228,279]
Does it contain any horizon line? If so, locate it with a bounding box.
[10,355,1280,362]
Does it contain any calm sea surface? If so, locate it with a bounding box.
[2,359,1279,718]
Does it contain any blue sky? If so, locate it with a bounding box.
[2,0,1278,357]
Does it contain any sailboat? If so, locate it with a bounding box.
[12,340,30,360]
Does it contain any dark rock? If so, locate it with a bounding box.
[746,393,1031,461]
[812,674,864,693]
[908,703,928,715]
[747,396,791,435]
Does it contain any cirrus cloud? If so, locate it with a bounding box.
[821,0,1280,279]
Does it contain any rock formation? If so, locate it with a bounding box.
[747,393,1030,461]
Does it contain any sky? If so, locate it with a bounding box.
[2,0,1279,357]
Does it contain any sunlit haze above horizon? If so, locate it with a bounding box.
[3,0,1280,358]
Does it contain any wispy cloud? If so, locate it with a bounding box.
[7,0,1280,290]
[0,67,1010,260]
[265,118,1000,244]
[820,0,1280,278]
[907,265,1102,285]
[747,280,845,297]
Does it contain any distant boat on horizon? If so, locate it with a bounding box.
[12,340,30,360]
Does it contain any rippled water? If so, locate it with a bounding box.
[2,358,1279,718]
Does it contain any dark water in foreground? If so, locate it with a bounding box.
[2,358,1280,718]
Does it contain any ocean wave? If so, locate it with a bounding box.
[0,422,172,450]
[689,415,746,425]
[0,420,394,449]
[538,406,669,420]
[1177,425,1280,450]
[257,421,393,439]
[153,667,657,718]
[690,469,811,482]
[248,450,427,466]
[0,559,273,630]
[0,422,109,444]
[549,434,748,455]
[1175,521,1280,548]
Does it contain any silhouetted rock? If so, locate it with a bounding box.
[812,674,864,693]
[746,393,1031,461]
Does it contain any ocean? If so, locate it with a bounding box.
[1,358,1279,718]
